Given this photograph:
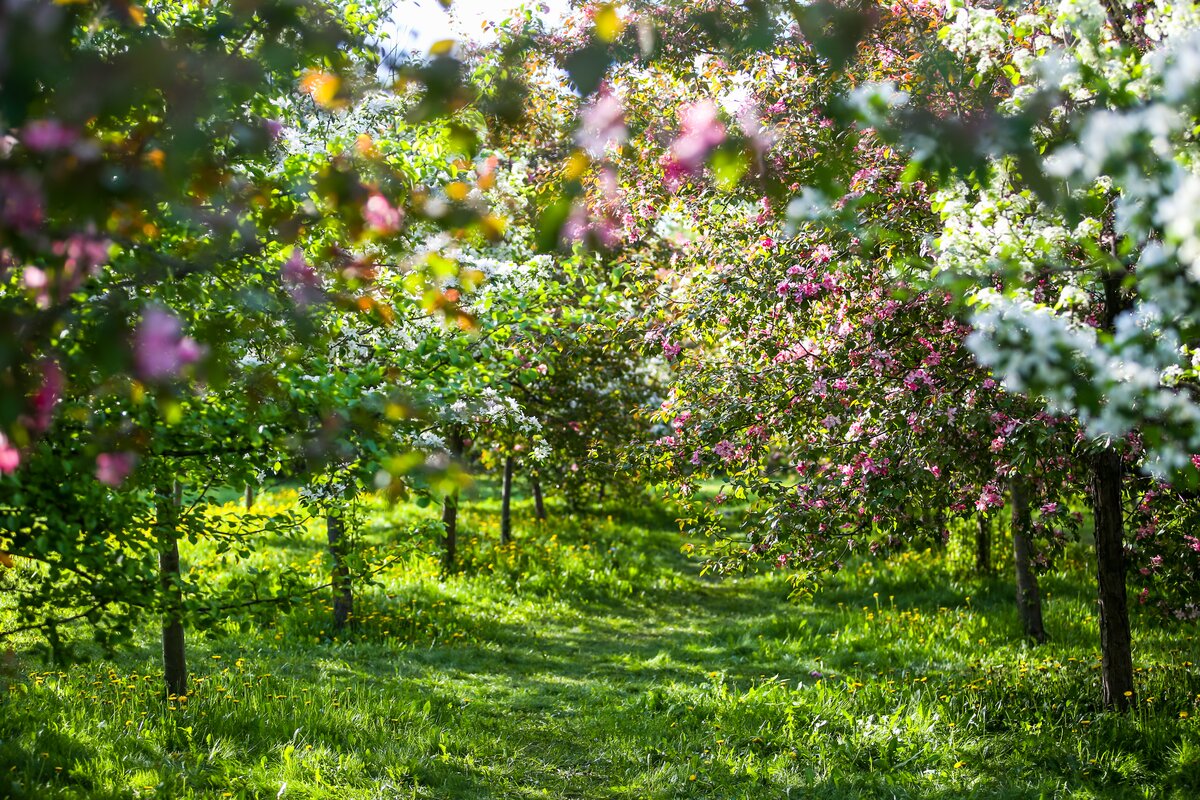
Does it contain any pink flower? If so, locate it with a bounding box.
[0,435,20,475]
[135,309,202,381]
[662,339,682,360]
[282,248,322,306]
[713,440,737,461]
[1040,502,1059,514]
[975,482,1003,512]
[96,452,137,487]
[666,100,726,176]
[27,361,63,434]
[363,193,403,234]
[54,233,111,277]
[21,119,78,152]
[576,93,627,157]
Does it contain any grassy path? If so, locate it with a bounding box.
[3,500,1200,798]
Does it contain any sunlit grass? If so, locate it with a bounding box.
[2,489,1199,798]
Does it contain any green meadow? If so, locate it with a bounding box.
[2,491,1198,799]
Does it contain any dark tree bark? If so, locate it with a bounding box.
[500,455,514,546]
[327,514,353,630]
[1091,447,1135,709]
[531,478,546,521]
[1011,479,1048,644]
[597,482,606,504]
[1087,228,1135,710]
[976,514,992,576]
[441,428,465,574]
[244,483,255,510]
[157,480,187,699]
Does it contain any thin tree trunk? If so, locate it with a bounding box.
[532,478,546,521]
[597,482,606,504]
[158,480,187,699]
[441,429,465,574]
[1011,479,1047,644]
[1091,446,1135,709]
[1088,223,1135,710]
[442,489,459,574]
[976,514,992,576]
[327,514,353,630]
[500,455,514,546]
[244,483,254,510]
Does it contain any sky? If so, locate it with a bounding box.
[381,0,572,56]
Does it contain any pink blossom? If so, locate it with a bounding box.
[27,361,63,434]
[363,193,403,234]
[282,248,322,306]
[666,100,726,176]
[0,435,19,475]
[662,339,682,360]
[713,440,737,461]
[576,93,627,157]
[1040,502,1059,514]
[96,452,137,487]
[54,233,111,281]
[975,482,1003,512]
[21,266,47,290]
[134,308,202,381]
[21,119,78,152]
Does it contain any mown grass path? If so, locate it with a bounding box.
[3,499,1200,798]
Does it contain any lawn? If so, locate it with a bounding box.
[2,490,1199,799]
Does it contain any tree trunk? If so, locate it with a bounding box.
[597,482,606,504]
[532,478,546,521]
[244,482,254,510]
[976,514,992,576]
[441,429,465,575]
[500,455,514,546]
[1091,446,1135,709]
[327,514,353,630]
[1011,479,1048,644]
[157,480,187,699]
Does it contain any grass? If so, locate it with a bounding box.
[2,488,1199,799]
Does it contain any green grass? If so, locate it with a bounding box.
[2,490,1199,799]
